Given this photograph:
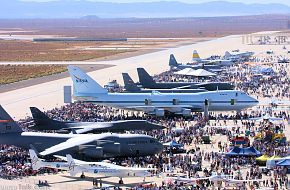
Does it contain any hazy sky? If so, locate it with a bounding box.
[21,0,290,6]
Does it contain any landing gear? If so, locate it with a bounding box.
[119,178,124,184]
[80,172,85,178]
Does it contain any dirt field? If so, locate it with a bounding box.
[0,65,67,85]
[0,40,134,62]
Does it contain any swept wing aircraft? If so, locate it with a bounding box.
[67,66,258,117]
[191,50,234,66]
[30,107,164,133]
[122,73,207,93]
[169,54,222,71]
[136,67,234,91]
[0,106,163,159]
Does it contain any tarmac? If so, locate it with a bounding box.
[0,31,282,120]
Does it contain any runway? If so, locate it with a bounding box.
[0,31,282,119]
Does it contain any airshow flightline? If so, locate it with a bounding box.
[0,32,289,190]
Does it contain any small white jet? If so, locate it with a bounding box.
[29,149,154,179]
[165,172,232,184]
[247,114,284,123]
[29,149,69,170]
[167,172,263,184]
[66,154,154,178]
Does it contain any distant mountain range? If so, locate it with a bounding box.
[2,0,290,18]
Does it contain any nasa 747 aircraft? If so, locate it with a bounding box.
[67,66,258,116]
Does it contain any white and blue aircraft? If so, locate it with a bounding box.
[29,149,154,179]
[67,66,258,116]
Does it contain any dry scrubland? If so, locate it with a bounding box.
[0,14,289,85]
[0,40,133,62]
[0,65,66,85]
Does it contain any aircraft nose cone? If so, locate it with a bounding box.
[251,96,259,106]
[156,142,164,153]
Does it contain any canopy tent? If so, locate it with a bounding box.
[277,159,290,166]
[226,147,261,156]
[163,140,184,148]
[256,155,270,162]
[266,156,283,169]
[174,68,216,77]
[174,68,194,75]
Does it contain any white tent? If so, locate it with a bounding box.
[174,68,194,75]
[189,69,216,77]
[175,68,216,77]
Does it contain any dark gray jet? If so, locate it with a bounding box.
[0,105,163,159]
[169,54,222,71]
[30,107,164,134]
[137,67,234,91]
[122,73,207,93]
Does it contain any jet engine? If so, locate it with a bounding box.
[101,142,121,154]
[78,145,103,158]
[149,108,164,117]
[181,108,191,117]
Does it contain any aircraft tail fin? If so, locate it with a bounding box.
[137,68,155,85]
[122,73,141,92]
[225,51,231,57]
[67,66,108,94]
[192,50,201,62]
[0,105,22,133]
[66,154,78,177]
[169,54,178,67]
[29,149,42,170]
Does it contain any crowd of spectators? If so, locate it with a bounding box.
[0,56,289,189]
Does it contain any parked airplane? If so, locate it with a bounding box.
[166,172,232,183]
[30,107,164,133]
[29,149,69,170]
[136,68,234,91]
[224,50,254,62]
[122,73,207,93]
[169,54,222,71]
[247,114,284,122]
[0,105,163,159]
[29,149,153,179]
[167,172,262,184]
[191,50,234,66]
[66,154,153,178]
[67,66,258,117]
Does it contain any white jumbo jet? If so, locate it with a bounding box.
[67,66,258,117]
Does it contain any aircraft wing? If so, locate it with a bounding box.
[223,178,263,183]
[127,105,202,111]
[168,176,211,182]
[172,85,193,89]
[40,135,98,156]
